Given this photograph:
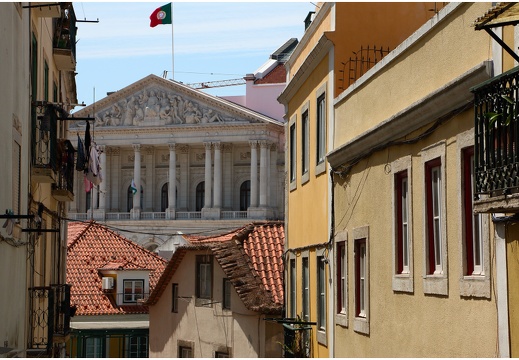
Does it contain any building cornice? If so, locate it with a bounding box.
[284,2,333,74]
[278,34,333,105]
[327,61,493,168]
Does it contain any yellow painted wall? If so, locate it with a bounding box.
[334,2,491,148]
[333,110,497,357]
[332,2,498,357]
[330,2,443,98]
[507,223,519,357]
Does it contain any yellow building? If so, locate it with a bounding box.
[327,2,499,357]
[278,2,440,357]
[473,3,519,357]
[0,2,78,357]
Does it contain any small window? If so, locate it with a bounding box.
[352,225,369,334]
[463,147,484,276]
[85,336,104,358]
[123,279,144,303]
[316,93,326,165]
[336,241,346,315]
[179,346,192,358]
[196,181,205,211]
[172,283,178,313]
[395,170,410,274]
[127,335,148,358]
[355,239,367,318]
[301,110,309,175]
[215,351,229,358]
[317,256,326,331]
[223,278,231,309]
[290,123,297,183]
[240,180,251,211]
[196,255,212,300]
[425,158,442,275]
[302,257,309,322]
[44,60,49,101]
[289,258,296,318]
[161,183,168,212]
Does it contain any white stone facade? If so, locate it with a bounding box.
[68,74,285,248]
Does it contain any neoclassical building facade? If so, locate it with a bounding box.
[68,74,285,249]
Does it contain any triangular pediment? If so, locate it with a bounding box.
[71,74,281,130]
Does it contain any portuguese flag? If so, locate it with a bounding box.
[150,3,172,27]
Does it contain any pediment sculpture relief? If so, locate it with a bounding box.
[86,88,242,128]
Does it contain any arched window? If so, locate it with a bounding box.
[161,183,178,212]
[196,181,205,211]
[161,183,168,212]
[127,185,143,212]
[240,180,251,211]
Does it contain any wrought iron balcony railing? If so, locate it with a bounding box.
[52,139,75,201]
[52,3,77,71]
[32,103,58,178]
[472,65,519,197]
[28,284,73,354]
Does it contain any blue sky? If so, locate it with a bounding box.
[72,2,314,108]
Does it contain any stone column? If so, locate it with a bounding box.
[259,141,269,207]
[110,147,120,212]
[250,141,258,208]
[144,147,154,211]
[98,145,107,210]
[167,143,176,219]
[131,144,141,219]
[213,142,222,208]
[204,142,212,209]
[178,145,189,210]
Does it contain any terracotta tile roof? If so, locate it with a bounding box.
[147,221,285,314]
[67,221,167,316]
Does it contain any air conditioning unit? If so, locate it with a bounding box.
[102,277,114,290]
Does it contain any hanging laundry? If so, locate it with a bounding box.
[86,143,102,186]
[84,120,91,164]
[75,134,87,171]
[84,174,92,193]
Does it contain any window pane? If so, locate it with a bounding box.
[290,124,296,181]
[290,259,296,317]
[302,258,309,321]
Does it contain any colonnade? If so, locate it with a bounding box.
[76,140,278,220]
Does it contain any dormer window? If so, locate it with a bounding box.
[123,279,144,303]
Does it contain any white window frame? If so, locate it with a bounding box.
[391,156,414,293]
[457,131,491,298]
[301,253,310,322]
[85,336,104,358]
[316,248,327,346]
[353,226,369,335]
[316,83,327,175]
[196,255,213,305]
[123,279,144,303]
[335,230,348,327]
[421,141,448,295]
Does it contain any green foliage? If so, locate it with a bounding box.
[486,94,516,127]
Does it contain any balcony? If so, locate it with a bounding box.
[53,3,76,71]
[28,284,73,355]
[52,140,75,202]
[472,65,519,213]
[32,103,58,183]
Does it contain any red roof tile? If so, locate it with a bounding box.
[67,221,167,316]
[147,221,285,314]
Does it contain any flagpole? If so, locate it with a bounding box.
[174,1,175,80]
